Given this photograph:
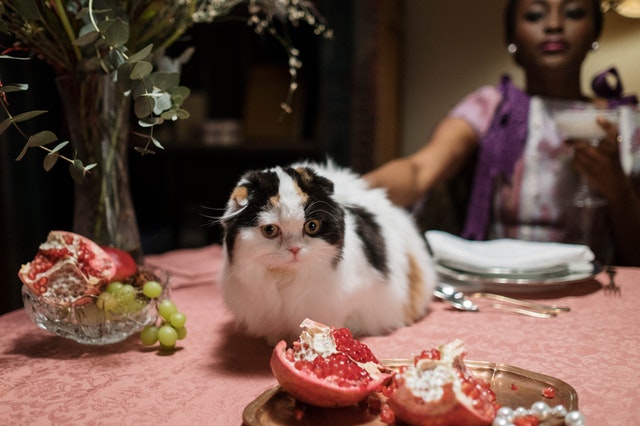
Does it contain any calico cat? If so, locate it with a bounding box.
[218,161,436,345]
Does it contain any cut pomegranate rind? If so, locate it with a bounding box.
[387,340,497,426]
[101,246,138,281]
[270,319,391,408]
[18,231,116,305]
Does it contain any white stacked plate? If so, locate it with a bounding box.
[426,231,599,293]
[434,258,598,293]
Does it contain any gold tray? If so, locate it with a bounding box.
[243,360,577,425]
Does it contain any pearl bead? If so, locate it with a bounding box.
[531,401,551,420]
[515,407,529,417]
[492,417,512,426]
[565,410,585,426]
[552,404,568,417]
[496,406,515,421]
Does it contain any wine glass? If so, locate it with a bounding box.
[553,108,618,208]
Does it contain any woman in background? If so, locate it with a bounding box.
[365,0,640,265]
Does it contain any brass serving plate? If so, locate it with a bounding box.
[243,360,578,425]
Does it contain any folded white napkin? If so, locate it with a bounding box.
[425,230,594,270]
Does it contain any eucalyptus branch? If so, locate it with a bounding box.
[0,87,95,177]
[51,0,83,63]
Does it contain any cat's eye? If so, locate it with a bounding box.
[304,219,322,235]
[261,224,281,239]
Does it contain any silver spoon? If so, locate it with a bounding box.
[434,284,479,312]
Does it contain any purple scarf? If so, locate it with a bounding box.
[461,75,529,240]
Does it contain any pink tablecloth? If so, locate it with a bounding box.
[1,244,639,425]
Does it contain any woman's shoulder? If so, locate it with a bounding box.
[448,84,503,137]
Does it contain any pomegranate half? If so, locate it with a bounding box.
[270,318,391,407]
[18,230,116,304]
[386,340,498,426]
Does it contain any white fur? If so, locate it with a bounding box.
[219,161,436,345]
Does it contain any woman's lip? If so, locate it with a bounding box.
[540,40,569,53]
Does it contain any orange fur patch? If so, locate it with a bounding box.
[404,254,426,324]
[231,186,248,207]
[293,168,310,202]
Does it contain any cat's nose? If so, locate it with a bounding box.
[289,246,301,255]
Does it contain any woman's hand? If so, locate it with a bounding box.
[569,117,629,203]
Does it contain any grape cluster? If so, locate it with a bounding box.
[139,281,187,350]
[93,277,187,351]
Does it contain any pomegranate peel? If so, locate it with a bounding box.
[387,339,498,426]
[18,231,116,305]
[101,246,138,281]
[270,318,391,408]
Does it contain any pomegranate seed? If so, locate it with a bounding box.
[379,404,395,425]
[381,383,395,397]
[514,414,540,426]
[293,408,304,421]
[331,328,378,363]
[367,394,382,412]
[286,349,295,362]
[541,386,556,398]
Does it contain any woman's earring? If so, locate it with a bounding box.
[507,43,518,54]
[591,41,600,50]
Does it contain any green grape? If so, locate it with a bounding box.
[169,312,186,328]
[142,280,163,299]
[158,299,178,321]
[175,326,188,340]
[106,281,124,294]
[118,298,146,314]
[96,292,118,311]
[116,284,137,304]
[140,325,159,346]
[157,325,178,348]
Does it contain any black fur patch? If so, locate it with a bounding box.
[347,206,388,276]
[222,170,280,261]
[287,167,346,263]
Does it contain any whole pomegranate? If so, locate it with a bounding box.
[270,318,392,408]
[386,340,498,426]
[18,230,116,304]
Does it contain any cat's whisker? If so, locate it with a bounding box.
[306,201,341,223]
[199,205,229,223]
[205,206,248,225]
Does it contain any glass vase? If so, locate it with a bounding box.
[55,73,143,263]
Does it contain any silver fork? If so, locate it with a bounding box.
[467,292,571,318]
[603,266,621,295]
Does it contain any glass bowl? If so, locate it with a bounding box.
[21,269,169,345]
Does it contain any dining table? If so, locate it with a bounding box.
[1,243,639,425]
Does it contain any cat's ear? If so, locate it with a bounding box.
[295,167,334,195]
[228,185,249,210]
